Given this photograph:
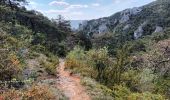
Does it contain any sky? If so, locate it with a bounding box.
[26,0,155,20]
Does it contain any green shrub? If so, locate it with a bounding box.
[66,46,132,86]
[65,46,90,75]
[44,62,57,75]
[65,47,113,84]
[28,51,40,59]
[81,77,114,100]
[113,84,131,100]
[0,32,23,81]
[39,55,59,76]
[127,92,165,100]
[30,44,46,53]
[136,68,157,92]
[86,47,113,83]
[151,32,168,42]
[0,51,23,81]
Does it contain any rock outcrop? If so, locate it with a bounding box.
[78,0,170,39]
[120,7,142,23]
[134,21,147,39]
[154,26,163,33]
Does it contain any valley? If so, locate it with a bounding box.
[0,0,170,100]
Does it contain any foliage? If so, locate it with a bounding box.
[66,46,131,86]
[39,54,59,75]
[0,3,71,56]
[22,85,56,100]
[151,32,168,42]
[65,46,93,76]
[1,85,56,100]
[81,77,114,100]
[0,31,24,81]
[127,92,165,100]
[113,84,131,100]
[133,68,157,92]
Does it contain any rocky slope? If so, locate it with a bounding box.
[79,0,170,39]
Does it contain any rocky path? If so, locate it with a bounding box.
[57,59,90,100]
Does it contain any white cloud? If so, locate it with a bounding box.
[47,1,89,19]
[49,1,89,9]
[92,3,100,7]
[46,1,104,20]
[49,1,70,7]
[68,4,88,9]
[113,0,131,4]
[44,9,84,20]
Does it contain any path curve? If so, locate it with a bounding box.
[57,59,90,100]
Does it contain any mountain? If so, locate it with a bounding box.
[70,20,85,29]
[79,0,170,39]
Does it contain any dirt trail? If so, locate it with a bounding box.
[57,59,90,100]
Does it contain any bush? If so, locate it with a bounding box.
[39,55,59,75]
[1,89,22,100]
[0,32,23,81]
[22,85,56,100]
[65,46,92,76]
[30,44,46,53]
[28,51,40,59]
[127,92,165,100]
[81,77,114,100]
[136,68,157,92]
[66,46,132,86]
[65,47,112,82]
[86,47,113,83]
[151,32,168,42]
[41,61,57,75]
[113,84,131,100]
[2,85,56,100]
[112,84,165,100]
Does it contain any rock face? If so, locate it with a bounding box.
[120,7,142,23]
[78,7,143,37]
[123,24,131,31]
[120,12,130,23]
[134,26,144,39]
[98,24,108,34]
[79,21,88,31]
[154,26,163,33]
[79,0,170,39]
[134,22,147,39]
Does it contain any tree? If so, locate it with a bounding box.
[55,15,71,35]
[110,45,131,85]
[0,0,27,9]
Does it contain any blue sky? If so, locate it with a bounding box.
[26,0,155,20]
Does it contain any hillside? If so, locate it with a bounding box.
[79,0,170,39]
[0,0,170,100]
[70,20,84,29]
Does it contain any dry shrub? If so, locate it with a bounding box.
[1,89,22,100]
[0,51,22,81]
[22,85,56,100]
[2,85,56,100]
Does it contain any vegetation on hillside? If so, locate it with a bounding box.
[0,0,69,99]
[0,0,170,100]
[65,29,170,99]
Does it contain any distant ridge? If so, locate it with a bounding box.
[70,20,85,29]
